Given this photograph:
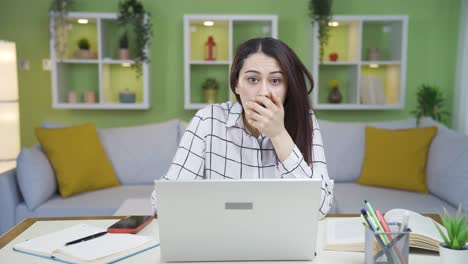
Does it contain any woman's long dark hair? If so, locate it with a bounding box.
[230,38,314,164]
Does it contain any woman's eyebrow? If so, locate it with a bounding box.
[270,70,285,75]
[244,70,284,75]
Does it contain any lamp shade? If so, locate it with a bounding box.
[0,41,20,172]
[0,41,18,101]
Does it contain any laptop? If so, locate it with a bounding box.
[154,179,322,262]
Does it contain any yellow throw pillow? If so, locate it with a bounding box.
[357,126,437,193]
[35,123,120,198]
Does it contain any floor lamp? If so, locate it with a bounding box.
[0,41,20,173]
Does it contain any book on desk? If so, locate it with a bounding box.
[325,209,445,252]
[12,223,159,263]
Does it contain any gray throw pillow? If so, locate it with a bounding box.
[16,145,57,210]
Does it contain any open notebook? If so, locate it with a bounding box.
[324,209,445,252]
[13,223,159,263]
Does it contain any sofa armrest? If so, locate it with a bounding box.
[0,168,22,235]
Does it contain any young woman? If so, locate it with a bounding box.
[152,37,333,219]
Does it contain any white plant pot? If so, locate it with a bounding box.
[439,243,468,264]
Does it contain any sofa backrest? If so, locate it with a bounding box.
[318,118,419,183]
[421,118,468,209]
[99,119,184,184]
[41,119,186,185]
[319,117,468,210]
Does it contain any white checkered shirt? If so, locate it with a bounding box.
[151,101,334,219]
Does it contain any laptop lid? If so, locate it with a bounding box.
[154,179,322,262]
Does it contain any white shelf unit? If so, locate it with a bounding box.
[50,12,150,110]
[311,15,408,110]
[184,15,278,110]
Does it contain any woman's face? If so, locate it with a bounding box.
[235,52,287,105]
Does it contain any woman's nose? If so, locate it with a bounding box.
[258,81,270,96]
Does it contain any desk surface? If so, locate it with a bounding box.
[0,214,441,263]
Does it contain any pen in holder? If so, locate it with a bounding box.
[365,223,410,264]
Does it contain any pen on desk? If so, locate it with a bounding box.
[64,231,108,246]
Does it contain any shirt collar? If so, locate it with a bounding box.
[225,102,243,128]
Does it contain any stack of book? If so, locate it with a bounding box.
[360,76,386,105]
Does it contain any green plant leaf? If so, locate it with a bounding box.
[434,221,450,246]
[453,236,461,250]
[456,227,468,247]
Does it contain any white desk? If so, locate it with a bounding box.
[0,218,439,263]
[114,198,153,216]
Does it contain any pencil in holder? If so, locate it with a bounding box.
[364,223,410,264]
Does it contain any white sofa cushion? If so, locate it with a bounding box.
[16,145,57,210]
[333,183,456,214]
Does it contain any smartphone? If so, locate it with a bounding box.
[107,215,154,234]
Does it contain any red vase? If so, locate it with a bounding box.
[329,52,338,61]
[205,36,217,61]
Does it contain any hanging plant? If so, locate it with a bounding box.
[411,84,450,126]
[308,0,333,62]
[117,0,153,75]
[49,0,75,59]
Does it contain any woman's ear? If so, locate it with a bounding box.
[235,86,239,94]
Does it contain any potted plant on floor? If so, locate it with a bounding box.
[119,31,130,60]
[75,38,96,59]
[412,84,450,126]
[202,78,219,104]
[434,206,468,264]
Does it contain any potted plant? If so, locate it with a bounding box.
[434,206,468,263]
[119,31,130,60]
[308,0,333,62]
[75,38,96,59]
[49,0,75,59]
[411,84,450,126]
[328,79,342,104]
[117,0,153,75]
[202,78,219,104]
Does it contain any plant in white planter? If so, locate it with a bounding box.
[434,206,468,264]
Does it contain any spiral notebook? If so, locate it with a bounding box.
[12,223,159,263]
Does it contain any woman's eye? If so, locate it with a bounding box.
[248,77,258,83]
[271,78,281,84]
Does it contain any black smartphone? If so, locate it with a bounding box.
[107,215,154,234]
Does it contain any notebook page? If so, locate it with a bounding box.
[326,217,364,244]
[384,209,444,242]
[60,233,154,261]
[13,224,107,256]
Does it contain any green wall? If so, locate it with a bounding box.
[0,0,461,147]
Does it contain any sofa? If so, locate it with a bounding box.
[1,117,467,236]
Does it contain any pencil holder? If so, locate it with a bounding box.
[364,223,410,264]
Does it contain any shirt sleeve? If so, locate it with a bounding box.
[150,113,207,213]
[277,113,334,219]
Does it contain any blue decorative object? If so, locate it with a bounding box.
[119,89,136,103]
